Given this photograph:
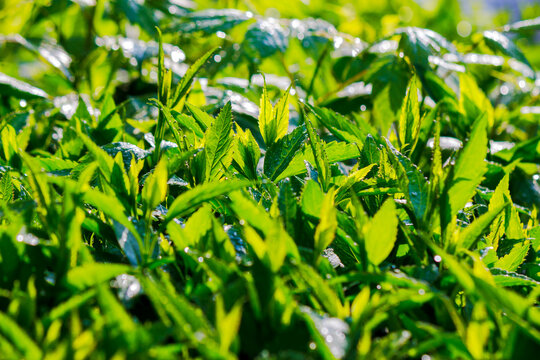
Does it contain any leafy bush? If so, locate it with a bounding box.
[1,0,540,358]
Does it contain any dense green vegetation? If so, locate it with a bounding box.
[1,0,540,358]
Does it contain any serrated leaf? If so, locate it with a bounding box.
[235,126,260,180]
[490,269,540,287]
[204,102,234,181]
[398,75,420,152]
[264,125,307,181]
[457,201,507,251]
[278,180,298,237]
[494,240,530,272]
[365,198,398,266]
[1,125,17,163]
[385,140,429,224]
[304,103,364,145]
[258,83,290,146]
[486,174,511,249]
[276,141,360,182]
[305,114,330,191]
[0,172,13,204]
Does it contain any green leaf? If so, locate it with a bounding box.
[314,189,337,261]
[365,198,398,266]
[78,131,115,179]
[304,103,365,145]
[483,30,534,78]
[0,72,48,99]
[456,201,507,251]
[442,113,488,230]
[176,9,251,34]
[0,312,42,359]
[396,27,459,70]
[305,114,330,191]
[141,157,168,213]
[503,16,540,32]
[459,73,494,128]
[244,19,289,58]
[185,102,214,131]
[276,141,361,182]
[1,125,17,163]
[150,99,185,148]
[258,82,290,146]
[0,172,14,204]
[490,269,540,287]
[234,126,260,180]
[296,263,347,317]
[494,240,530,272]
[204,102,234,181]
[171,47,218,108]
[65,263,132,291]
[385,140,429,224]
[172,111,205,138]
[264,125,307,181]
[164,180,250,225]
[82,187,142,245]
[44,289,96,325]
[398,75,420,152]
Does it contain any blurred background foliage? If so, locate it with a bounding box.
[1,1,540,359]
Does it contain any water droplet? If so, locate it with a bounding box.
[376,284,382,290]
[216,31,226,39]
[421,355,431,360]
[457,20,472,37]
[309,342,316,350]
[171,49,184,63]
[325,335,333,343]
[239,219,245,225]
[360,104,366,111]
[197,256,204,263]
[418,289,426,295]
[434,255,442,263]
[213,54,222,63]
[500,85,509,96]
[184,247,190,253]
[19,99,27,107]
